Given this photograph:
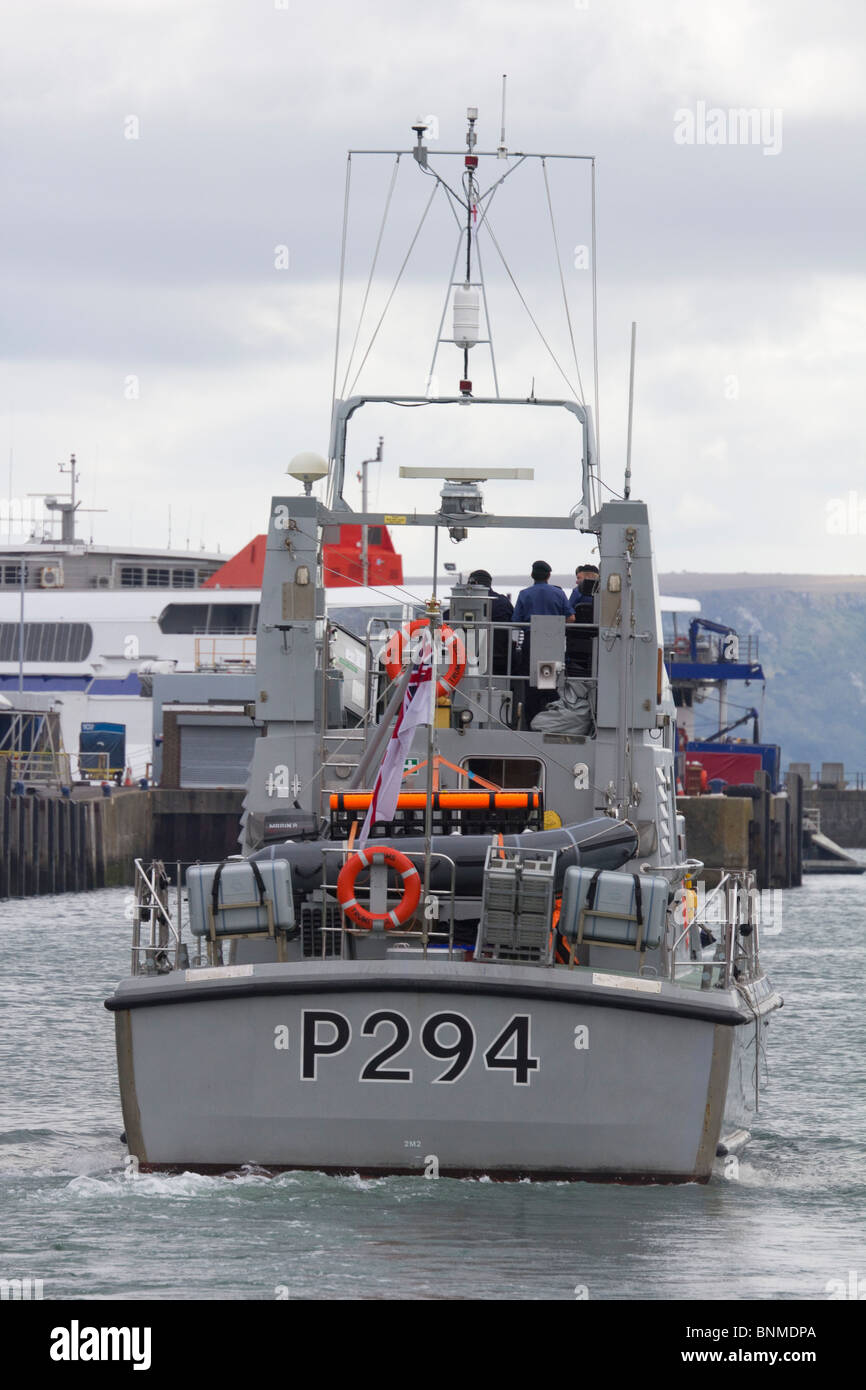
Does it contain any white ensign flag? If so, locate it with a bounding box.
[358,632,434,847]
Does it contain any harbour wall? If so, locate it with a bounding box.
[0,785,151,897]
[678,772,803,889]
[803,789,866,847]
[1,772,811,899]
[151,789,244,863]
[0,779,243,900]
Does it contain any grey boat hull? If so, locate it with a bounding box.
[108,962,780,1182]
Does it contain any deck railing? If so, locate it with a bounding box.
[194,635,256,670]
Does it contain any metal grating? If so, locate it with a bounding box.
[300,900,343,958]
[477,845,557,965]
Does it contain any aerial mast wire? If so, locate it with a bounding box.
[542,157,585,405]
[624,321,637,500]
[340,155,401,400]
[473,229,500,398]
[346,181,439,398]
[591,157,601,493]
[330,155,352,417]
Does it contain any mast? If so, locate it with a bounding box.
[455,107,480,397]
[358,436,383,586]
[624,322,636,500]
[42,453,81,544]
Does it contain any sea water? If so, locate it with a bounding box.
[1,865,864,1301]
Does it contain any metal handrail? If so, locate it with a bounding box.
[317,843,459,957]
[128,847,463,974]
[670,868,760,989]
[360,614,599,736]
[131,858,185,975]
[194,634,256,669]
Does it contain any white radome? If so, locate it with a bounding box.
[288,452,329,485]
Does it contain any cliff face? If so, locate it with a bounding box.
[658,576,866,777]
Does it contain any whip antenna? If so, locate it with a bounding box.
[624,321,636,499]
[498,75,508,159]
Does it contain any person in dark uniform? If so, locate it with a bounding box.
[569,563,599,613]
[447,564,514,672]
[445,569,514,676]
[466,569,513,674]
[512,561,574,726]
[566,566,599,676]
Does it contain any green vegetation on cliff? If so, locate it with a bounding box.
[659,578,866,777]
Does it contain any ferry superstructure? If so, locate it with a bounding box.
[0,478,254,777]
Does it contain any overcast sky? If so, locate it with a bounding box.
[2,0,865,583]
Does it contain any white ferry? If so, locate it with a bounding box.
[0,460,405,780]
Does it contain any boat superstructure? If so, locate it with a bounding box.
[0,457,247,777]
[107,107,781,1181]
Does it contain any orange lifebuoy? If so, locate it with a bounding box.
[336,846,422,931]
[383,618,466,698]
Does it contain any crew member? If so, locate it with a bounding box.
[445,569,514,675]
[467,569,513,674]
[513,562,574,726]
[569,563,599,612]
[566,568,598,676]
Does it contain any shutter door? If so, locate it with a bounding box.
[179,724,258,788]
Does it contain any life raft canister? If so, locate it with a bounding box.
[337,846,422,931]
[383,618,466,698]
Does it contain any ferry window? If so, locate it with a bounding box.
[120,566,144,588]
[2,564,24,585]
[328,604,417,639]
[172,569,196,589]
[158,603,259,634]
[462,758,544,791]
[146,568,171,587]
[159,605,207,634]
[207,604,257,633]
[0,623,93,662]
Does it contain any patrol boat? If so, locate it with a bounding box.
[106,108,781,1181]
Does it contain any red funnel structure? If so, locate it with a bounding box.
[202,526,403,590]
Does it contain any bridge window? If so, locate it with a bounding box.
[462,758,544,791]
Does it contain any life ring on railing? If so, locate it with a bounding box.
[336,846,422,931]
[383,618,466,698]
